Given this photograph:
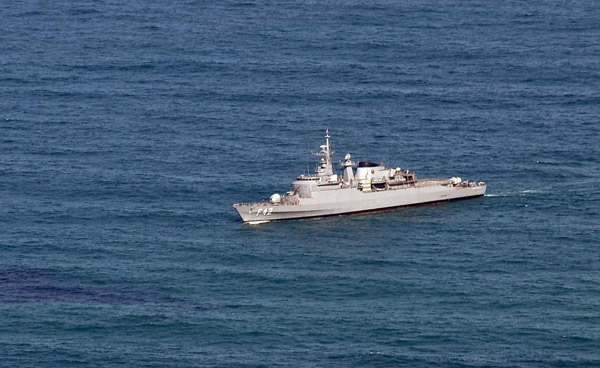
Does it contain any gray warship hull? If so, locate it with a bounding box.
[234,179,486,223]
[233,130,486,224]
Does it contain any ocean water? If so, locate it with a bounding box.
[1,1,599,366]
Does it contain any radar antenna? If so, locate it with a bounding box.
[342,153,356,167]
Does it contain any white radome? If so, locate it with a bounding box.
[270,193,281,204]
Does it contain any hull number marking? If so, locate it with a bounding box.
[257,208,273,216]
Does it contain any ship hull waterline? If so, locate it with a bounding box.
[234,184,486,224]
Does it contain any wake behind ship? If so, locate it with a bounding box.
[234,130,486,223]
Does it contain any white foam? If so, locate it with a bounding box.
[247,220,270,225]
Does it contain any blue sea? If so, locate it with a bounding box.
[1,1,599,366]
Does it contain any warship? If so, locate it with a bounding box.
[233,130,486,224]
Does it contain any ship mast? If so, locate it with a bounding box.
[313,129,334,177]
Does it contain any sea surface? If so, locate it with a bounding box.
[1,1,599,367]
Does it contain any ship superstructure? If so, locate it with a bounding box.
[233,130,486,223]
